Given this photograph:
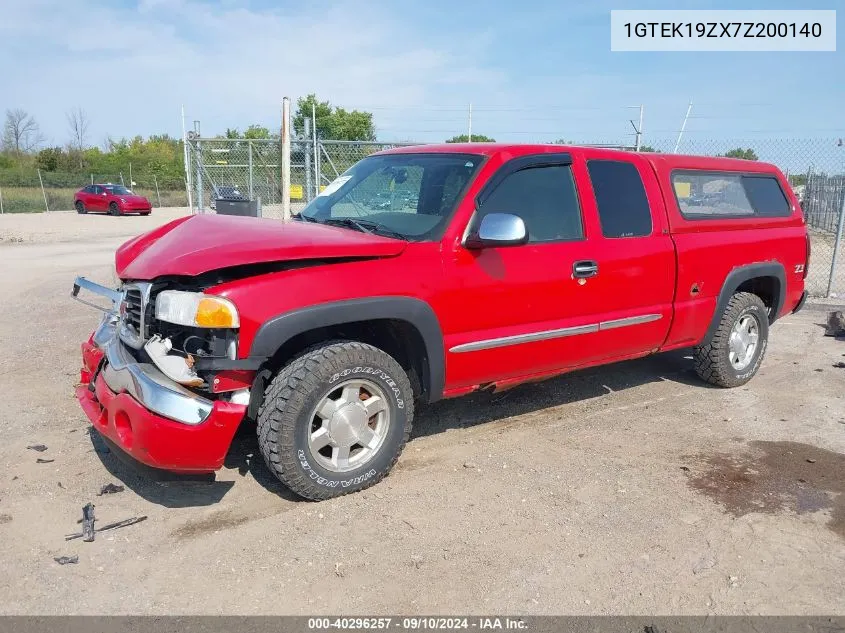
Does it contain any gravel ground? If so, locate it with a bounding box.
[0,212,843,615]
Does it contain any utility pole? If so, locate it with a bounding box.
[468,103,472,143]
[674,100,693,154]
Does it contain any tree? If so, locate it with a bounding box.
[638,145,657,152]
[35,147,62,171]
[2,109,45,155]
[244,125,271,140]
[722,148,758,160]
[66,107,90,151]
[445,134,495,143]
[293,94,375,141]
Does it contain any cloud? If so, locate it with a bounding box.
[0,0,508,144]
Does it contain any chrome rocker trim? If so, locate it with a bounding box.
[92,317,213,426]
[449,313,663,353]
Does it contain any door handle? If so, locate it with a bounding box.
[573,260,599,278]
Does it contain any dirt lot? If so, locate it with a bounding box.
[0,211,843,615]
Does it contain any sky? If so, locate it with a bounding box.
[1,0,843,149]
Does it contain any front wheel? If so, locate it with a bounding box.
[75,201,87,214]
[257,341,414,500]
[693,292,769,388]
[108,202,120,216]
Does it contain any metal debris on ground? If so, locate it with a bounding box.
[97,483,125,496]
[65,515,147,541]
[824,311,845,337]
[54,556,78,565]
[36,458,55,464]
[81,503,96,542]
[26,445,48,452]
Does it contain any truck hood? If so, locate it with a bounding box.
[115,214,407,280]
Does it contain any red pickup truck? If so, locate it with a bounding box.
[73,144,809,500]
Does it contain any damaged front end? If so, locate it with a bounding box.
[70,276,251,472]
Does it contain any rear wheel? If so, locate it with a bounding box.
[693,292,769,388]
[75,201,86,214]
[257,341,414,500]
[108,202,120,216]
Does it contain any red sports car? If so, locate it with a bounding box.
[74,184,152,216]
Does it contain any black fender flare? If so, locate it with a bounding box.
[702,262,786,346]
[248,296,446,402]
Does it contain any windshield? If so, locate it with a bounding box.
[299,153,483,240]
[104,185,132,195]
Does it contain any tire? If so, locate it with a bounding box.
[693,292,769,388]
[257,341,414,500]
[140,212,151,216]
[75,201,86,214]
[108,202,120,216]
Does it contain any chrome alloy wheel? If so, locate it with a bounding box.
[728,314,760,371]
[307,379,390,473]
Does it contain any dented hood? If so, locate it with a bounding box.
[115,214,406,280]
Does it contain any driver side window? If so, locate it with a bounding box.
[479,165,583,243]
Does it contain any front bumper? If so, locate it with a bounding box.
[77,317,246,472]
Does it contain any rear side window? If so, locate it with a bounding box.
[742,176,791,216]
[672,171,791,218]
[480,165,583,243]
[587,160,652,238]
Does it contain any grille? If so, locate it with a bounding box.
[122,288,143,333]
[118,282,152,349]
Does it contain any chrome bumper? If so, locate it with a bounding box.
[92,316,213,425]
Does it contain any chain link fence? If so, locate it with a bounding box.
[185,138,415,219]
[0,168,188,213]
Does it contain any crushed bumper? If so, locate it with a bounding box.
[77,317,247,473]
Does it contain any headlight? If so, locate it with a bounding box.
[155,290,239,328]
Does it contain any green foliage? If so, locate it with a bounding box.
[445,134,495,143]
[35,147,62,171]
[722,147,758,160]
[293,94,375,141]
[244,125,272,139]
[638,145,657,152]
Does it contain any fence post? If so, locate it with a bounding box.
[37,169,49,212]
[827,182,845,298]
[0,186,4,214]
[196,140,204,212]
[281,96,291,221]
[154,175,162,208]
[120,172,125,186]
[312,104,319,197]
[304,119,312,203]
[248,141,254,201]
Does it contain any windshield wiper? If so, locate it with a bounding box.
[323,217,375,234]
[361,222,408,241]
[306,215,408,241]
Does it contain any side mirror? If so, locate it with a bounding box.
[465,213,528,249]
